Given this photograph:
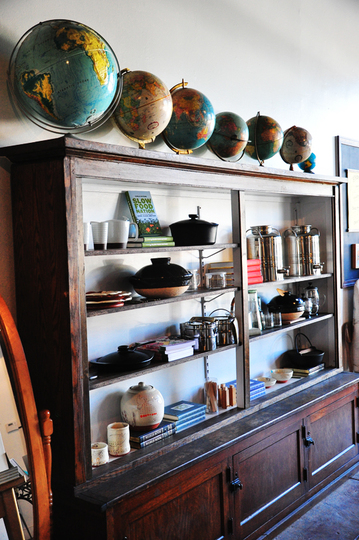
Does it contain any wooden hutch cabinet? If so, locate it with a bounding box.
[1,137,359,539]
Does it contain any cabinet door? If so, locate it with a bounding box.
[232,418,305,540]
[305,388,359,489]
[109,456,231,540]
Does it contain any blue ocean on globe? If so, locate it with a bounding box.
[163,86,215,152]
[9,20,121,133]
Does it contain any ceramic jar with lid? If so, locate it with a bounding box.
[120,381,164,431]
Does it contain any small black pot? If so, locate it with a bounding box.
[284,333,325,369]
[170,214,218,246]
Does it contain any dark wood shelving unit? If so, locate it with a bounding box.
[3,136,355,540]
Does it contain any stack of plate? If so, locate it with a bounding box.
[86,290,132,310]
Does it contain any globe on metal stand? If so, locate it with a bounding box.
[245,112,283,166]
[8,19,122,134]
[162,80,215,154]
[112,69,173,149]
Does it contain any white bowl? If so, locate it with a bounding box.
[271,368,293,383]
[255,376,276,388]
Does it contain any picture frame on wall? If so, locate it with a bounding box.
[335,135,359,287]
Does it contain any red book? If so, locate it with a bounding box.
[247,259,261,267]
[248,276,264,284]
[247,270,263,278]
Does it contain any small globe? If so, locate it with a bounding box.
[113,69,172,147]
[280,126,312,168]
[298,152,316,173]
[207,111,249,161]
[8,19,122,133]
[245,113,283,163]
[162,83,215,153]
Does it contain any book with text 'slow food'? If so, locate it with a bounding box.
[163,400,206,421]
[125,190,162,236]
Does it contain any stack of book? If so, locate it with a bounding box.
[292,363,325,378]
[127,235,175,248]
[250,378,266,400]
[136,336,196,362]
[247,259,263,284]
[126,189,175,247]
[129,419,176,449]
[163,400,206,433]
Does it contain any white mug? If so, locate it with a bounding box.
[83,222,92,251]
[107,219,138,249]
[91,221,108,250]
[107,422,130,456]
[91,442,109,467]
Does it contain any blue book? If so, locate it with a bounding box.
[250,388,266,400]
[175,414,206,433]
[174,409,207,426]
[163,400,206,421]
[129,419,176,443]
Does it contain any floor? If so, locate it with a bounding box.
[269,466,359,540]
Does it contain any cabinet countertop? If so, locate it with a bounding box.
[74,371,359,511]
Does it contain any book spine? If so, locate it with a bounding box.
[164,407,206,422]
[125,191,137,224]
[140,242,175,247]
[175,415,206,432]
[130,423,175,443]
[130,429,175,448]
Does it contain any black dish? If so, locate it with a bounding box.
[90,345,154,372]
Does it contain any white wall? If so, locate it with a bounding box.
[0,1,358,533]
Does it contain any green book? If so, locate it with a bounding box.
[125,190,162,236]
[127,241,175,248]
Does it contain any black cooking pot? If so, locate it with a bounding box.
[169,214,218,246]
[129,257,192,298]
[268,289,305,321]
[284,333,325,369]
[90,345,154,372]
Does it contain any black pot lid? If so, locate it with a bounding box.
[90,345,153,369]
[268,289,304,313]
[170,214,218,228]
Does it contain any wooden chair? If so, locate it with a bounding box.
[0,294,52,540]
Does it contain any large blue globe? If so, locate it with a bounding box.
[8,20,122,133]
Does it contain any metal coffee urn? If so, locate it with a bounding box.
[247,226,286,282]
[291,225,321,276]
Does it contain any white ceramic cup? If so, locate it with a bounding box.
[107,219,138,249]
[83,222,92,251]
[107,422,130,456]
[91,442,109,467]
[91,221,108,250]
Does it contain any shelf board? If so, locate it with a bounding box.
[85,243,237,256]
[86,286,239,317]
[250,273,332,287]
[89,343,238,390]
[249,313,333,342]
